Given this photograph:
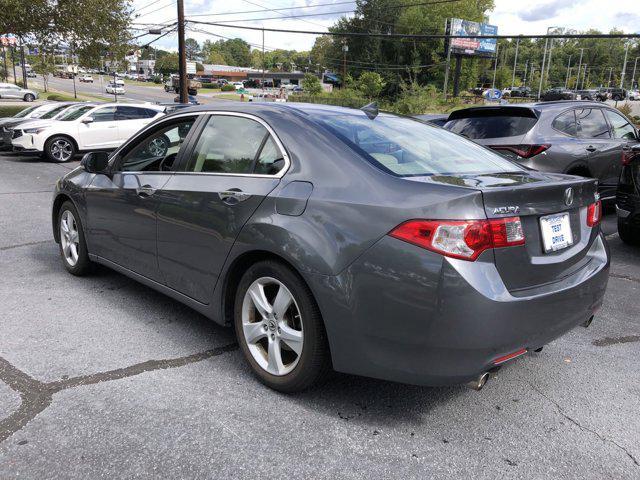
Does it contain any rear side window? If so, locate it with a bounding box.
[185,115,284,175]
[316,113,522,177]
[552,110,578,136]
[445,110,537,139]
[91,107,117,123]
[576,109,610,138]
[117,106,158,120]
[603,109,636,140]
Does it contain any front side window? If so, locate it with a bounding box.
[552,110,578,136]
[318,113,521,177]
[604,109,637,140]
[576,109,610,139]
[120,118,195,172]
[185,115,284,175]
[91,107,117,123]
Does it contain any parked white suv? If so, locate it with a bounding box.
[11,103,164,162]
[0,82,39,102]
[629,89,640,101]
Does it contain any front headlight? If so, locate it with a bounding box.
[24,127,48,134]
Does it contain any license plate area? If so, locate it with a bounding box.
[540,212,573,253]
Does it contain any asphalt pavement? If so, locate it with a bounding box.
[0,153,639,479]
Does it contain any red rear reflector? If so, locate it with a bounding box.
[389,217,525,261]
[493,348,528,365]
[490,144,550,159]
[587,200,602,227]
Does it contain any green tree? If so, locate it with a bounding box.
[302,73,322,95]
[154,53,179,75]
[31,54,56,91]
[357,71,385,98]
[185,38,201,61]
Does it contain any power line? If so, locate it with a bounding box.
[134,0,177,21]
[188,0,357,17]
[187,21,640,40]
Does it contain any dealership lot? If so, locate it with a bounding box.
[0,154,639,478]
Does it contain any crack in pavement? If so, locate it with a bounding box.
[609,272,640,284]
[0,343,238,444]
[592,335,640,347]
[528,382,639,467]
[0,240,51,251]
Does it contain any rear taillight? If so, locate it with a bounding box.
[389,217,525,261]
[587,200,602,227]
[490,144,550,158]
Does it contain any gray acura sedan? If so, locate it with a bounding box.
[51,103,610,392]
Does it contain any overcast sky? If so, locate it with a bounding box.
[131,0,640,55]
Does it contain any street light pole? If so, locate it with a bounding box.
[620,42,629,89]
[538,38,548,100]
[492,42,500,89]
[632,57,639,89]
[565,55,572,89]
[177,0,188,103]
[607,66,613,87]
[511,37,520,88]
[575,48,584,92]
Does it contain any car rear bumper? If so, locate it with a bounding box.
[309,233,610,387]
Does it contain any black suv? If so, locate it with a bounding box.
[510,86,532,98]
[596,88,627,101]
[541,88,576,101]
[443,101,640,200]
[617,144,640,244]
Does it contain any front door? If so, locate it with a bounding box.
[156,113,288,303]
[84,115,198,281]
[78,106,120,150]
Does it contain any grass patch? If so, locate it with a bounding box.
[198,88,221,94]
[213,93,250,102]
[0,105,28,117]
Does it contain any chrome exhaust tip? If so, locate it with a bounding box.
[466,372,490,391]
[582,315,594,328]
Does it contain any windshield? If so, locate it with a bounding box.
[59,105,93,121]
[315,113,522,177]
[14,105,39,118]
[41,105,72,119]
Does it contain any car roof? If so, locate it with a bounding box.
[447,100,611,117]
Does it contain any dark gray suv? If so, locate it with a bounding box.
[444,101,640,200]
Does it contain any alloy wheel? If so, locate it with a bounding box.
[50,139,73,162]
[241,277,304,376]
[60,210,80,266]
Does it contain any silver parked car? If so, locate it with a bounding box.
[0,82,38,102]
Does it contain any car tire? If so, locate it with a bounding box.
[234,260,331,393]
[44,136,76,162]
[618,218,640,245]
[613,95,621,101]
[58,201,92,276]
[23,94,35,102]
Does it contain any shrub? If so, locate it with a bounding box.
[221,84,236,92]
[617,103,633,118]
[301,73,322,95]
[46,93,78,102]
[201,82,219,89]
[357,71,385,99]
[0,106,28,117]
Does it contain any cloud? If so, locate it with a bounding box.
[518,0,580,22]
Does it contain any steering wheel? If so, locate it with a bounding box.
[159,152,178,171]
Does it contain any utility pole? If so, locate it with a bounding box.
[261,28,265,87]
[18,37,27,88]
[11,46,17,85]
[575,48,584,92]
[2,47,8,81]
[523,60,529,87]
[583,65,589,89]
[537,38,548,100]
[620,41,629,89]
[341,41,348,89]
[492,42,500,89]
[564,55,571,89]
[177,0,188,103]
[511,37,520,88]
[443,19,453,100]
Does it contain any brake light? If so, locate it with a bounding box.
[586,200,602,227]
[389,217,525,261]
[490,144,551,159]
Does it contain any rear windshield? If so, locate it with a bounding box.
[40,105,72,119]
[14,105,39,118]
[315,113,522,177]
[59,105,93,121]
[445,110,537,139]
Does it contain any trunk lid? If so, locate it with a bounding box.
[408,171,600,291]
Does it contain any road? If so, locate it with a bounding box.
[0,152,639,479]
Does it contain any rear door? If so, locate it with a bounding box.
[156,112,288,303]
[602,108,639,193]
[575,107,619,199]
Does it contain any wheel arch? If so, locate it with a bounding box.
[45,133,79,154]
[565,163,592,178]
[52,193,84,243]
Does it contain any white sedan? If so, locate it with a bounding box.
[106,83,125,95]
[232,81,245,90]
[11,103,164,162]
[629,89,640,101]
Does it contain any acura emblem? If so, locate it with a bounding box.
[564,187,574,206]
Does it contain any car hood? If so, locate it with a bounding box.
[13,119,57,130]
[0,118,32,130]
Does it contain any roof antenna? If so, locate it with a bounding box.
[361,102,378,120]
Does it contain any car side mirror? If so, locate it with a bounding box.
[82,116,94,124]
[81,151,110,174]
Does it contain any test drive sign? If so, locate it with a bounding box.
[0,34,17,46]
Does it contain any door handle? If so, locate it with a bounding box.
[586,145,597,152]
[136,185,156,197]
[219,188,250,204]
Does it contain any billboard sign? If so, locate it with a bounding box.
[186,61,196,74]
[448,19,498,57]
